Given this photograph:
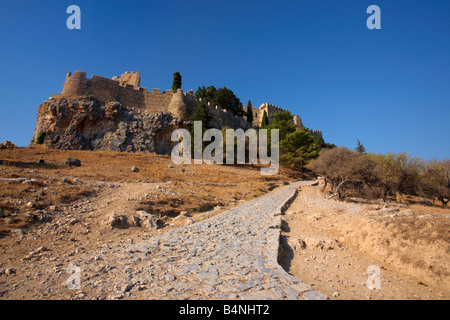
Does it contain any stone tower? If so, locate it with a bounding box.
[61,71,87,96]
[168,89,188,119]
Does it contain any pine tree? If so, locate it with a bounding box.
[172,72,182,93]
[355,139,366,153]
[190,100,211,130]
[280,130,320,170]
[268,111,296,141]
[195,85,244,117]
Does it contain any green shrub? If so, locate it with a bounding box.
[36,131,46,145]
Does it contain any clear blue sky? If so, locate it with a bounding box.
[1,0,449,159]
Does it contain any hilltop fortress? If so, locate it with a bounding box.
[51,71,321,136]
[32,71,321,153]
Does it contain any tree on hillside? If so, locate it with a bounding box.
[172,72,182,93]
[268,111,296,141]
[188,100,213,158]
[369,152,424,202]
[261,110,269,129]
[195,85,245,117]
[310,134,336,150]
[421,159,450,207]
[246,100,253,124]
[190,99,212,130]
[307,145,449,205]
[215,87,245,117]
[307,147,377,200]
[195,85,217,103]
[355,139,366,153]
[279,130,320,171]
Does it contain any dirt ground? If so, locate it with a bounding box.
[1,147,449,300]
[0,146,300,299]
[279,182,450,300]
[0,146,300,237]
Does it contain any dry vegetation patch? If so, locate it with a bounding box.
[0,146,300,237]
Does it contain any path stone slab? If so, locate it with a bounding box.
[114,181,328,300]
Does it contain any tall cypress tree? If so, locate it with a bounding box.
[172,72,182,93]
[246,100,253,124]
[261,110,269,129]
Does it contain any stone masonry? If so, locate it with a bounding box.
[92,181,328,300]
[50,71,321,135]
[51,71,250,130]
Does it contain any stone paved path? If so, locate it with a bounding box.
[104,181,328,300]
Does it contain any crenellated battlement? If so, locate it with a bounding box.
[246,102,304,131]
[61,71,88,97]
[55,71,176,111]
[52,70,318,133]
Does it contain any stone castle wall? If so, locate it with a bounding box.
[144,88,173,112]
[258,103,292,126]
[60,71,88,96]
[53,71,250,130]
[54,71,174,111]
[112,71,140,87]
[206,102,250,130]
[245,103,304,131]
[53,70,318,133]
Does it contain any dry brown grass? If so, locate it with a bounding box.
[0,146,301,236]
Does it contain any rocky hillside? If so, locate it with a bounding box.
[31,96,185,154]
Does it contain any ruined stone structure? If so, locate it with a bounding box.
[112,71,140,87]
[54,71,174,113]
[53,71,322,134]
[205,100,250,130]
[53,71,250,130]
[246,103,290,127]
[245,103,321,138]
[34,71,322,153]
